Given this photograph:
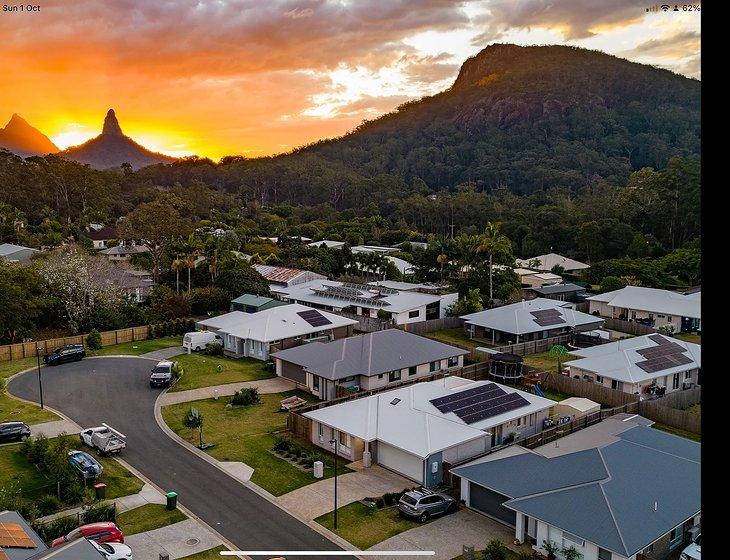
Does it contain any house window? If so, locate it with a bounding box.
[668,316,673,323]
[595,375,604,383]
[673,372,680,390]
[389,370,402,382]
[409,310,420,319]
[318,423,324,438]
[409,366,417,376]
[669,525,683,549]
[312,376,320,390]
[611,379,623,391]
[429,360,440,372]
[447,356,459,367]
[597,548,612,560]
[339,431,350,448]
[685,371,692,379]
[562,532,584,548]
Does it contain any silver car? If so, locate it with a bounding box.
[397,488,456,522]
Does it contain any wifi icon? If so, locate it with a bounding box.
[660,4,670,10]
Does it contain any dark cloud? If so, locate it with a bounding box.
[620,30,700,58]
[472,0,643,42]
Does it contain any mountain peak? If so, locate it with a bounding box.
[102,109,123,136]
[7,113,28,127]
[0,113,59,156]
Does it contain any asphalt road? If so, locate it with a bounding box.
[9,357,343,557]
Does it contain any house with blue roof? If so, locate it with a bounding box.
[451,415,700,560]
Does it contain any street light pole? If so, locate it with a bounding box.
[36,344,44,409]
[330,437,339,530]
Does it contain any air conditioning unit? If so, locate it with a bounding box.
[688,525,701,541]
[683,381,695,390]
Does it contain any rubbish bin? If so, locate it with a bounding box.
[94,483,106,500]
[165,491,178,510]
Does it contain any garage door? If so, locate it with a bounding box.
[280,362,306,384]
[469,483,516,526]
[378,442,423,483]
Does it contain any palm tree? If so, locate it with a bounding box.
[475,222,512,303]
[436,253,448,283]
[171,257,186,295]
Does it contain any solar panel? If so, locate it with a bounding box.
[296,309,333,328]
[429,383,530,425]
[530,309,566,326]
[0,523,37,549]
[430,384,505,412]
[635,335,694,373]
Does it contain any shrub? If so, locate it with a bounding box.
[36,495,62,516]
[483,540,507,560]
[85,329,102,351]
[293,446,302,458]
[273,435,293,453]
[383,493,394,506]
[230,387,260,407]
[205,342,224,356]
[82,501,116,524]
[32,514,80,543]
[375,498,385,509]
[171,362,183,380]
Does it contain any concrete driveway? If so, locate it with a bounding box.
[8,356,342,556]
[278,463,412,521]
[370,508,532,560]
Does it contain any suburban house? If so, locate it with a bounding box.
[99,243,149,261]
[252,264,325,291]
[0,242,38,264]
[564,334,701,396]
[452,415,700,560]
[517,253,590,273]
[275,279,458,325]
[0,510,47,560]
[110,267,155,303]
[196,303,357,361]
[461,298,604,345]
[230,294,288,313]
[84,225,117,249]
[587,286,701,333]
[270,329,468,399]
[303,376,554,486]
[307,239,345,249]
[515,268,563,288]
[350,244,399,255]
[524,283,587,303]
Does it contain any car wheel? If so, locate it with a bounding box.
[419,512,429,523]
[20,434,29,441]
[446,502,457,514]
[195,346,201,352]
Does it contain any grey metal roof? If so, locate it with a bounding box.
[528,283,586,296]
[271,328,468,380]
[0,510,47,560]
[29,537,103,559]
[455,426,700,558]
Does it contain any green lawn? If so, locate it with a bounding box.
[316,502,422,550]
[161,390,350,496]
[425,328,482,351]
[116,503,187,535]
[522,351,577,373]
[91,337,183,357]
[676,332,701,345]
[0,357,59,425]
[178,545,229,559]
[652,423,701,442]
[0,444,51,501]
[91,450,145,499]
[169,354,274,393]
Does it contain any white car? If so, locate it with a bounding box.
[79,426,111,447]
[183,331,222,352]
[90,539,133,559]
[680,535,701,560]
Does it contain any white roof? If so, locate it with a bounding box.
[557,397,600,413]
[587,286,700,319]
[461,298,603,335]
[386,255,415,275]
[367,280,438,292]
[307,240,345,249]
[304,377,554,458]
[278,279,445,314]
[196,304,357,343]
[350,245,399,254]
[565,334,701,384]
[517,253,590,272]
[0,242,38,256]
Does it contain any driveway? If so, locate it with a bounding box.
[370,508,531,560]
[277,463,412,521]
[8,357,342,556]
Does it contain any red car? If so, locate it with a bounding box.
[51,522,124,547]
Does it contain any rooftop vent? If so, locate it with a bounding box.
[390,398,401,406]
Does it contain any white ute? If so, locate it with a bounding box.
[183,330,222,351]
[79,424,127,455]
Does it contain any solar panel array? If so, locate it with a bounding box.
[429,383,530,425]
[529,308,566,327]
[0,523,37,549]
[296,309,333,328]
[636,335,694,373]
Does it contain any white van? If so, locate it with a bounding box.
[183,331,223,351]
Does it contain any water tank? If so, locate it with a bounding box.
[313,461,324,478]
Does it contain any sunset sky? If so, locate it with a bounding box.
[0,1,700,160]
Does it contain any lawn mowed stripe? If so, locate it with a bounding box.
[168,354,274,393]
[91,337,183,357]
[116,503,187,535]
[162,390,349,496]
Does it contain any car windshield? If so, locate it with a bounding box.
[401,494,418,506]
[695,535,701,546]
[99,543,114,553]
[152,365,171,373]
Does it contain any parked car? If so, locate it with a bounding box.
[149,360,175,388]
[397,488,456,522]
[183,331,222,352]
[51,522,124,547]
[44,344,86,366]
[68,449,104,480]
[79,424,126,455]
[681,534,701,560]
[89,538,134,559]
[0,421,31,442]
